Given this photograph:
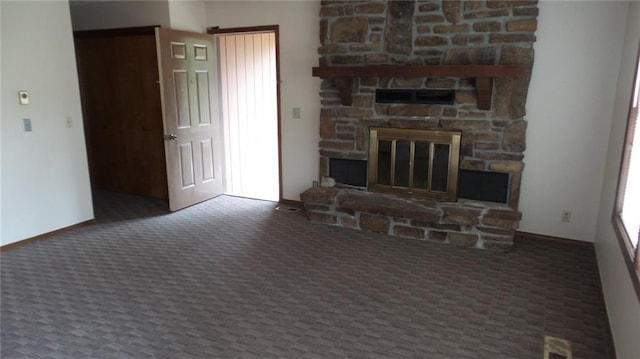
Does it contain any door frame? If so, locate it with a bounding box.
[207,25,285,204]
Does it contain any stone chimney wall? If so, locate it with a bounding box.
[317,0,538,210]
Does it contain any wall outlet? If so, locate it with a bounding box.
[561,210,572,222]
[23,118,32,132]
[292,107,301,120]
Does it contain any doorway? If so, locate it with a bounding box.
[213,26,281,202]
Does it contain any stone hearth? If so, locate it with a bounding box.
[301,187,520,250]
[303,0,538,249]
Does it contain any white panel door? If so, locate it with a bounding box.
[156,28,224,211]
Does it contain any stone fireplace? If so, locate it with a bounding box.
[301,0,538,250]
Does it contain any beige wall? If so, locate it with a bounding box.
[1,0,93,245]
[204,1,321,201]
[69,0,170,31]
[520,1,627,242]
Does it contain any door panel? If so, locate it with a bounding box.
[156,28,223,211]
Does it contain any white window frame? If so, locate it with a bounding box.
[613,42,640,299]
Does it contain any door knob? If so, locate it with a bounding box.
[163,133,178,141]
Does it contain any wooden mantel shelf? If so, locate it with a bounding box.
[311,65,527,110]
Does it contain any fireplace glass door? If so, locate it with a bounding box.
[369,128,461,201]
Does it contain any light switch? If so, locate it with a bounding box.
[23,118,32,132]
[18,91,29,105]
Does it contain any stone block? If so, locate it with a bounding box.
[351,44,382,52]
[417,25,431,34]
[320,109,335,139]
[449,233,478,246]
[477,226,515,236]
[456,90,477,104]
[388,105,443,117]
[411,220,461,232]
[443,107,458,117]
[458,111,488,119]
[476,131,501,142]
[319,140,354,151]
[394,225,425,239]
[366,54,389,63]
[428,231,448,242]
[509,173,522,209]
[464,1,483,11]
[320,19,328,44]
[359,213,390,233]
[440,119,491,131]
[392,77,424,88]
[489,34,537,43]
[385,1,414,55]
[482,209,522,230]
[507,19,537,32]
[318,44,348,54]
[336,132,356,140]
[460,159,486,171]
[502,120,527,152]
[351,94,374,108]
[464,9,509,19]
[513,7,539,16]
[426,79,455,88]
[331,55,364,65]
[340,215,358,229]
[331,17,368,43]
[388,118,440,130]
[300,187,338,204]
[476,152,524,161]
[320,7,344,17]
[337,191,441,223]
[416,15,446,23]
[473,21,502,32]
[419,3,441,12]
[443,1,462,23]
[333,107,374,118]
[475,142,500,150]
[487,0,538,9]
[452,35,485,45]
[308,211,337,225]
[442,207,482,225]
[489,161,524,173]
[355,3,385,14]
[415,36,449,47]
[433,24,470,33]
[444,47,496,65]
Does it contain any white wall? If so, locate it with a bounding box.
[204,0,321,201]
[69,0,170,31]
[520,1,627,242]
[595,2,640,357]
[168,0,206,33]
[1,0,93,246]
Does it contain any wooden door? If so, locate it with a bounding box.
[74,29,168,199]
[155,28,224,211]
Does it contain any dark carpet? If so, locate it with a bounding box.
[1,191,611,358]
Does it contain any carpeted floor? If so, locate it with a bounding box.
[1,191,611,358]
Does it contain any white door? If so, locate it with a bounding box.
[156,28,224,211]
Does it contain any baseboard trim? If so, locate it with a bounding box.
[0,219,96,253]
[515,231,593,247]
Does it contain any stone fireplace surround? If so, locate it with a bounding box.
[301,0,538,250]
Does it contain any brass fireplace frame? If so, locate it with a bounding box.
[368,127,461,202]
